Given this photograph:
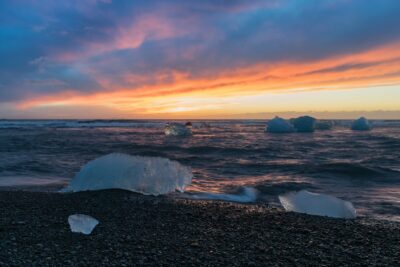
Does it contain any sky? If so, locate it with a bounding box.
[1,0,400,119]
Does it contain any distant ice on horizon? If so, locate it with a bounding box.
[351,117,372,131]
[292,116,317,132]
[266,116,295,133]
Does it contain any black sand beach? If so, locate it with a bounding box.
[0,190,399,266]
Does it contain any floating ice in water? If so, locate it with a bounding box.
[315,120,334,130]
[62,153,193,195]
[265,117,295,133]
[190,187,257,203]
[351,117,372,131]
[164,123,192,136]
[68,214,99,235]
[279,190,356,219]
[292,116,316,132]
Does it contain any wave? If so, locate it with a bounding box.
[0,120,165,129]
[1,119,399,129]
[304,162,400,181]
[187,146,247,155]
[0,176,69,187]
[255,182,317,196]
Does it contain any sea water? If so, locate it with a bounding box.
[0,119,399,221]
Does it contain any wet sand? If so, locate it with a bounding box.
[0,189,399,266]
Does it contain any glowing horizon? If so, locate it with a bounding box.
[1,1,400,119]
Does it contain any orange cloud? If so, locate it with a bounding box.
[17,42,400,115]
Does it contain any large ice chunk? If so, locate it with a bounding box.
[265,117,295,133]
[165,123,192,136]
[292,116,316,132]
[351,117,372,131]
[279,190,356,219]
[63,153,193,195]
[68,214,99,235]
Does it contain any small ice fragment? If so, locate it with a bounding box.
[68,214,99,235]
[351,117,372,131]
[279,190,356,219]
[164,123,192,136]
[265,116,295,133]
[292,116,316,132]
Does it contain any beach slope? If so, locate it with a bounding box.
[0,190,399,266]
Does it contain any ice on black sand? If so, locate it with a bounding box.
[62,153,193,196]
[68,214,99,235]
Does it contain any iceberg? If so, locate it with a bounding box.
[62,153,193,195]
[292,116,316,132]
[279,190,356,219]
[164,123,192,136]
[265,117,295,133]
[351,117,372,131]
[68,214,99,235]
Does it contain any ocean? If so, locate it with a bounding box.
[0,119,399,221]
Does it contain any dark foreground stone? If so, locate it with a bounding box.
[0,190,399,266]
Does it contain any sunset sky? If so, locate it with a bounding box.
[1,0,400,119]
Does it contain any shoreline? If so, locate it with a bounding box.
[1,189,399,266]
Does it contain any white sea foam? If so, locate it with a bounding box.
[279,190,356,219]
[164,123,192,136]
[189,187,258,203]
[62,153,193,196]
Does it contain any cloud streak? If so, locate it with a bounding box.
[1,0,400,117]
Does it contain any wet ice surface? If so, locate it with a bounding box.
[0,120,399,221]
[279,190,356,219]
[63,153,192,195]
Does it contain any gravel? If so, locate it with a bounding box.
[0,189,399,266]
